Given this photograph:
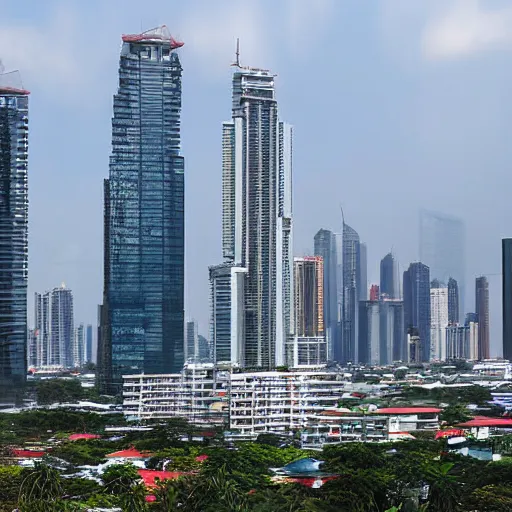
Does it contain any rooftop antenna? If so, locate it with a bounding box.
[340,204,345,228]
[232,38,240,67]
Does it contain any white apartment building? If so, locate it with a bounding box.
[430,285,448,361]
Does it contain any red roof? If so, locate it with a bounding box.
[138,469,185,488]
[0,86,30,96]
[457,417,512,428]
[435,429,466,439]
[12,449,45,458]
[375,407,441,415]
[69,433,101,441]
[106,447,152,458]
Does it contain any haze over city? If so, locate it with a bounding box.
[1,0,511,355]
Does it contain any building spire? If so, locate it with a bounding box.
[232,38,240,67]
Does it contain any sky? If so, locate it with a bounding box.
[1,0,511,356]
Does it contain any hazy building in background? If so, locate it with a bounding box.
[380,252,399,299]
[85,324,93,364]
[197,334,211,361]
[341,222,361,363]
[446,320,478,360]
[430,283,448,361]
[35,284,74,368]
[403,262,431,362]
[98,27,185,393]
[185,320,198,362]
[314,229,339,361]
[287,256,326,367]
[370,285,380,302]
[209,263,246,365]
[475,276,490,360]
[358,300,380,365]
[73,324,85,368]
[503,239,512,360]
[219,62,293,369]
[27,329,37,369]
[407,327,421,363]
[359,242,368,301]
[0,70,29,395]
[381,299,405,362]
[419,210,465,315]
[448,277,459,324]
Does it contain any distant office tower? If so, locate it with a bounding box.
[358,301,380,365]
[314,229,339,361]
[419,210,465,316]
[475,276,490,360]
[446,320,478,360]
[430,284,448,361]
[448,277,459,324]
[287,257,326,367]
[359,242,367,301]
[98,27,185,393]
[209,263,247,365]
[185,320,198,362]
[73,324,85,368]
[503,239,512,360]
[407,327,421,363]
[341,222,361,363]
[0,69,29,394]
[27,329,37,369]
[381,299,405,362]
[403,262,431,362]
[85,324,93,364]
[197,335,211,361]
[370,285,380,302]
[380,253,399,299]
[219,60,293,368]
[35,285,74,367]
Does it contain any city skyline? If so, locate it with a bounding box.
[1,1,511,359]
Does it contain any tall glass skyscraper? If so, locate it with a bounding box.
[218,62,293,368]
[99,26,185,393]
[341,222,361,363]
[380,252,399,299]
[447,277,459,324]
[0,70,29,395]
[475,276,490,360]
[419,210,465,315]
[314,229,339,360]
[403,262,431,362]
[503,239,512,360]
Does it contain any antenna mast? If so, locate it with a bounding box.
[232,38,240,67]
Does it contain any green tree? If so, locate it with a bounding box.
[102,463,140,495]
[440,404,471,426]
[423,462,461,512]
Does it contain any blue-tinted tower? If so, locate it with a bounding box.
[99,26,185,393]
[0,71,29,397]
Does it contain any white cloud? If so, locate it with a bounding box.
[423,0,512,60]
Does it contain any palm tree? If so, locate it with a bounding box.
[18,461,63,504]
[423,462,461,512]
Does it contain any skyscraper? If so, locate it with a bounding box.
[370,285,380,302]
[99,26,185,393]
[35,285,74,367]
[403,262,431,362]
[359,242,368,301]
[475,276,490,360]
[73,324,85,368]
[358,300,380,365]
[288,257,326,367]
[503,239,512,360]
[430,284,448,361]
[85,324,93,364]
[419,210,465,316]
[209,263,247,365]
[185,320,198,362]
[219,59,293,368]
[314,229,339,360]
[448,277,459,324]
[380,253,399,299]
[341,222,361,363]
[0,69,29,395]
[381,299,405,363]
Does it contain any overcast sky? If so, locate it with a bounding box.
[2,0,511,356]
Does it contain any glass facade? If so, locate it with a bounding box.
[475,276,490,360]
[448,277,459,324]
[99,27,184,393]
[341,222,360,363]
[380,252,399,299]
[503,239,512,360]
[0,74,29,395]
[403,262,431,362]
